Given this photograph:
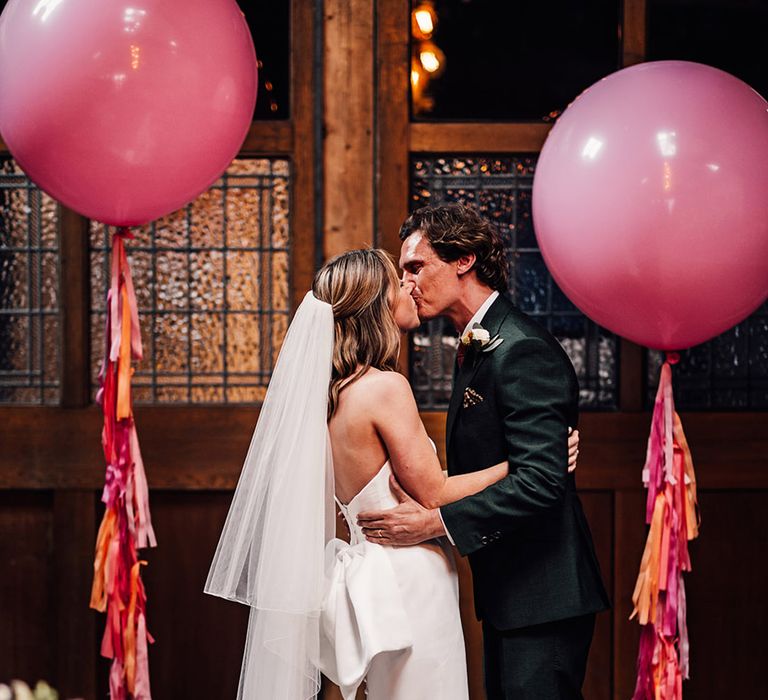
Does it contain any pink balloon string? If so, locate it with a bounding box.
[91,228,156,699]
[631,359,700,700]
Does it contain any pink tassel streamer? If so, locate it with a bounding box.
[91,228,156,699]
[631,354,700,700]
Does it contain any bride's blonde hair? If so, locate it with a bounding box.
[312,249,401,417]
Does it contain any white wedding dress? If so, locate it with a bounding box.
[319,460,469,700]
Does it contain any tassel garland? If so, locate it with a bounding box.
[631,353,700,700]
[90,228,156,699]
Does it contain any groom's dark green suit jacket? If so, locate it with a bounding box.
[440,294,610,631]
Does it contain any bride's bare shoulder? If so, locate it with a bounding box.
[348,368,412,403]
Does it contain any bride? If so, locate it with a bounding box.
[205,249,578,699]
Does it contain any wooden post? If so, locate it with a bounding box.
[59,206,90,408]
[54,490,97,700]
[323,0,376,258]
[622,0,647,67]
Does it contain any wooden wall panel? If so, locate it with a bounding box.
[1,480,768,699]
[53,490,96,700]
[613,490,647,700]
[455,554,485,700]
[581,491,614,700]
[137,492,249,700]
[684,491,768,698]
[0,491,54,685]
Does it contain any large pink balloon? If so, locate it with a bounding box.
[0,0,257,226]
[533,61,768,350]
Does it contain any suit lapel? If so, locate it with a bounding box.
[445,295,512,454]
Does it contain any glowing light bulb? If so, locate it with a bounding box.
[414,9,434,36]
[411,69,421,87]
[420,50,440,73]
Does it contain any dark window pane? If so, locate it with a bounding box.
[409,155,618,410]
[410,0,622,120]
[240,1,290,119]
[647,0,768,101]
[646,303,768,410]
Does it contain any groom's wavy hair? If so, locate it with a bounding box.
[399,203,509,291]
[313,248,401,418]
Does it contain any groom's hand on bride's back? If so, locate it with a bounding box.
[568,427,579,473]
[357,475,446,546]
[359,429,579,546]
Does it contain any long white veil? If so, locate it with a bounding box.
[205,291,336,699]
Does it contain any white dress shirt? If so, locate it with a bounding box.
[438,290,499,544]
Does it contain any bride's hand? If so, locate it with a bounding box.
[357,475,445,546]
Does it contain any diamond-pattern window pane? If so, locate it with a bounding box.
[410,155,617,411]
[0,158,60,405]
[90,159,290,404]
[646,302,768,410]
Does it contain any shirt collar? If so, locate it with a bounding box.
[461,290,499,337]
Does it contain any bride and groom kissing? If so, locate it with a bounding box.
[206,203,610,699]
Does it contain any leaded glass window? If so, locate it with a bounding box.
[409,155,617,410]
[90,159,290,404]
[0,158,60,405]
[646,302,768,410]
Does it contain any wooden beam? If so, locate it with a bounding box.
[59,206,91,408]
[613,490,646,700]
[410,122,552,153]
[239,121,293,155]
[619,338,644,411]
[622,0,647,67]
[4,407,765,490]
[323,0,376,258]
[289,0,318,309]
[53,490,97,700]
[421,409,768,491]
[376,0,410,254]
[376,0,412,378]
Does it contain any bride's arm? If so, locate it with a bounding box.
[368,372,506,509]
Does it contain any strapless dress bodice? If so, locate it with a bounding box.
[335,461,397,544]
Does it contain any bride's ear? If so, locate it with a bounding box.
[456,253,477,277]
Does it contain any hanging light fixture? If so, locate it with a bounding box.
[410,1,445,114]
[412,2,437,38]
[418,41,445,74]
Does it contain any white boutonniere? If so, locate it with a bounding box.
[460,322,504,353]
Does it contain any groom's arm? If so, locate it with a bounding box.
[439,336,574,556]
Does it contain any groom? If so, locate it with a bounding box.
[358,204,609,699]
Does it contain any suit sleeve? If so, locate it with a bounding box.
[440,336,574,556]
